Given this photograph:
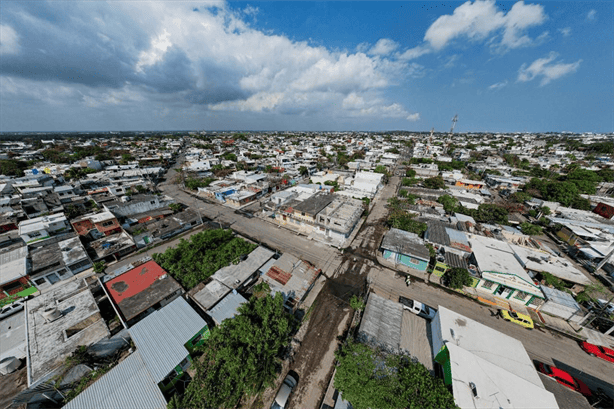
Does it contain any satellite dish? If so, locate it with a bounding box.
[32,168,39,175]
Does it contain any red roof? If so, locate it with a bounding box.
[105,261,168,304]
[266,266,292,285]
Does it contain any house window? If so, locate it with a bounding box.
[101,220,115,227]
[514,291,529,301]
[28,231,42,238]
[409,258,420,265]
[301,212,305,216]
[481,280,495,290]
[34,277,47,285]
[150,201,156,204]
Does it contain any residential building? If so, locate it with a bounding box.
[103,259,183,326]
[380,228,431,273]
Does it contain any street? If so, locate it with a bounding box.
[369,266,614,398]
[159,154,613,407]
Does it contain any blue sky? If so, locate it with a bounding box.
[0,1,611,133]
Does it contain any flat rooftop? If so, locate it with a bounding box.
[104,260,182,322]
[0,246,28,285]
[26,279,110,385]
[432,306,544,389]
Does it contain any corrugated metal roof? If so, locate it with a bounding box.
[358,293,402,354]
[380,228,430,260]
[129,297,206,383]
[540,285,581,310]
[208,291,248,325]
[62,350,167,409]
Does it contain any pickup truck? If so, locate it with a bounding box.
[398,296,437,320]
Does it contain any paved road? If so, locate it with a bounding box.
[369,267,614,399]
[0,311,26,360]
[158,153,614,404]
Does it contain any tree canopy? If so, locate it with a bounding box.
[423,176,446,190]
[443,267,473,289]
[152,229,257,289]
[334,342,456,409]
[171,283,294,409]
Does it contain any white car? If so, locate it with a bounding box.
[0,301,24,320]
[398,296,437,320]
[271,374,298,409]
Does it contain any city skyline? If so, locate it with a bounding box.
[1,1,612,133]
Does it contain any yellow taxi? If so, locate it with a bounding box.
[499,309,534,329]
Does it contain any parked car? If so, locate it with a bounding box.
[0,301,24,320]
[579,341,614,363]
[398,296,437,320]
[271,374,298,409]
[534,361,592,398]
[498,309,534,329]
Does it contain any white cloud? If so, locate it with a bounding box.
[2,1,418,124]
[243,5,259,20]
[135,29,172,73]
[558,27,572,37]
[396,45,431,61]
[424,0,547,52]
[406,112,420,121]
[517,52,581,86]
[369,38,399,56]
[209,91,284,112]
[0,25,20,55]
[488,80,508,90]
[586,9,596,20]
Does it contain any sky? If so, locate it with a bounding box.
[0,1,612,133]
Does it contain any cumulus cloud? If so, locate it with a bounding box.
[517,52,581,86]
[424,0,547,52]
[586,9,596,21]
[488,80,508,90]
[368,38,399,56]
[558,27,572,37]
[0,0,418,127]
[0,25,19,55]
[396,45,431,61]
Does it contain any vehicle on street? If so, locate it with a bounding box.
[498,308,534,329]
[398,296,437,320]
[534,361,592,398]
[271,373,298,409]
[0,301,24,320]
[579,341,614,363]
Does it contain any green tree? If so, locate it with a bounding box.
[387,212,427,236]
[443,267,473,289]
[423,176,446,190]
[168,203,183,213]
[374,165,388,174]
[405,169,416,178]
[299,166,309,177]
[437,195,458,214]
[152,229,257,289]
[93,261,106,274]
[334,342,456,409]
[175,283,294,409]
[473,204,509,224]
[520,222,543,236]
[349,295,365,311]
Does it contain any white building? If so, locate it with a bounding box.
[432,306,558,409]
